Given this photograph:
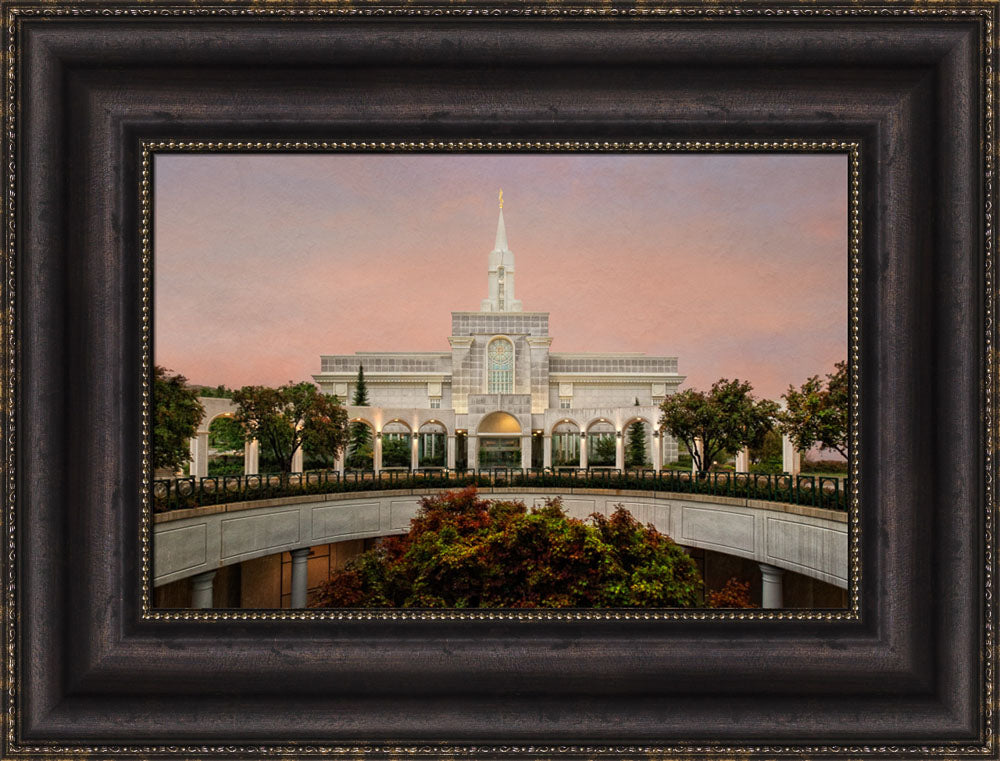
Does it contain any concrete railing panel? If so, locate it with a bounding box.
[153,488,848,589]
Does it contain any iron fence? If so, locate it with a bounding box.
[153,468,848,514]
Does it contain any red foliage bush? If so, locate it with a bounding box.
[312,486,703,609]
[706,577,756,608]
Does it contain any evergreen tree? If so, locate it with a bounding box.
[626,398,649,468]
[352,364,370,406]
[347,365,373,469]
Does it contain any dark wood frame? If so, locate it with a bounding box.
[3,2,995,756]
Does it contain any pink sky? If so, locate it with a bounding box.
[154,153,847,401]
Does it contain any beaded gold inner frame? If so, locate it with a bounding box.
[140,139,863,622]
[4,3,996,757]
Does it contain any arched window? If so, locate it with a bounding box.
[487,338,514,394]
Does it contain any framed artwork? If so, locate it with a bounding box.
[150,149,853,613]
[3,1,994,757]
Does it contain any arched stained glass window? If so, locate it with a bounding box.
[487,338,514,394]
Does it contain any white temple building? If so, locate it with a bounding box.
[312,192,686,471]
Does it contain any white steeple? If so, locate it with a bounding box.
[494,204,508,252]
[481,189,522,313]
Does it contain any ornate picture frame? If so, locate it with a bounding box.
[3,2,995,757]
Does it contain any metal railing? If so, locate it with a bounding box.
[153,468,848,514]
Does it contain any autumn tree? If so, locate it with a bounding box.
[231,382,348,473]
[152,365,204,472]
[312,487,702,609]
[779,361,848,459]
[658,379,778,472]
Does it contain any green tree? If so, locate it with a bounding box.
[626,398,649,468]
[381,436,411,468]
[749,428,783,473]
[346,365,373,469]
[231,382,348,473]
[312,487,702,609]
[153,365,204,471]
[779,361,848,459]
[208,415,245,453]
[658,379,777,472]
[591,435,617,466]
[190,383,235,399]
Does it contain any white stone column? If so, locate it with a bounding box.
[335,449,345,477]
[189,431,209,478]
[191,570,216,609]
[290,548,310,608]
[446,435,456,470]
[735,446,750,473]
[467,434,478,471]
[244,439,259,475]
[652,433,662,472]
[692,436,705,473]
[580,435,588,469]
[374,435,383,475]
[782,434,801,475]
[411,434,419,471]
[521,434,532,470]
[543,435,552,469]
[291,447,304,473]
[759,563,785,609]
[615,433,625,470]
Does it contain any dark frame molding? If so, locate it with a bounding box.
[3,2,995,757]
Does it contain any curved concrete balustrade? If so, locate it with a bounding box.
[153,487,848,598]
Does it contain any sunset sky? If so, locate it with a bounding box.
[154,152,848,401]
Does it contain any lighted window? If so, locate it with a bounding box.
[487,338,514,394]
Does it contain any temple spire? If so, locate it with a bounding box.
[494,190,508,253]
[481,190,522,313]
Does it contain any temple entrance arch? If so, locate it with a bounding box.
[477,411,522,469]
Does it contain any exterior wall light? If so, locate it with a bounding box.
[652,430,660,438]
[616,431,623,438]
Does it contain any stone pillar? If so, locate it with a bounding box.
[615,433,625,470]
[735,446,750,473]
[335,449,345,477]
[580,435,588,469]
[191,570,216,609]
[291,447,304,473]
[652,433,662,472]
[411,434,419,471]
[189,431,209,478]
[374,435,383,475]
[782,434,801,475]
[244,439,259,476]
[521,434,532,470]
[543,435,552,469]
[290,548,310,608]
[467,434,478,471]
[692,436,704,474]
[446,435,456,470]
[759,563,785,609]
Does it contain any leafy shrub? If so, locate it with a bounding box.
[312,486,702,609]
[801,458,848,474]
[706,577,756,608]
